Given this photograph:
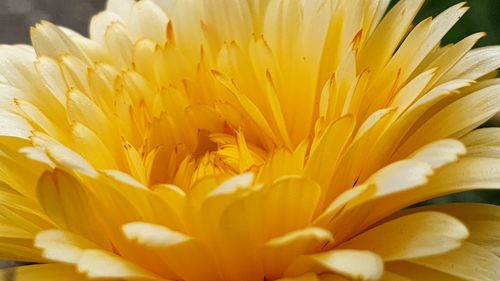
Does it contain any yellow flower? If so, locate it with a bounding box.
[1,0,500,280]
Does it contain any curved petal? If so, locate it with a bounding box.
[285,249,383,281]
[412,242,500,281]
[340,212,468,261]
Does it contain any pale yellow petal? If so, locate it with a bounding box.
[129,1,169,43]
[77,249,161,280]
[263,227,334,279]
[106,0,135,20]
[412,242,500,281]
[365,160,433,197]
[35,229,100,263]
[396,84,500,158]
[285,249,383,281]
[428,32,485,87]
[45,144,98,177]
[105,22,134,68]
[123,222,219,281]
[30,21,90,64]
[89,11,123,45]
[340,211,469,261]
[362,157,500,227]
[441,46,500,81]
[0,110,32,140]
[34,56,68,106]
[409,203,500,256]
[409,139,466,169]
[123,222,191,248]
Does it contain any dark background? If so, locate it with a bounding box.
[0,0,103,44]
[0,0,499,204]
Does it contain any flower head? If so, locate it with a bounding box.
[1,0,500,280]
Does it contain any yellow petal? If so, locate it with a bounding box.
[0,237,44,263]
[45,144,98,177]
[396,84,500,157]
[314,184,376,229]
[285,249,383,281]
[390,69,435,117]
[428,32,485,87]
[412,242,500,281]
[380,272,411,281]
[15,99,64,140]
[386,261,463,281]
[36,170,108,248]
[385,2,468,84]
[442,46,500,81]
[123,221,219,281]
[261,176,321,238]
[340,211,469,261]
[263,227,334,279]
[358,0,424,73]
[305,115,355,190]
[206,172,254,198]
[461,128,500,158]
[327,108,396,201]
[152,184,186,219]
[258,143,307,184]
[70,122,117,169]
[204,0,252,46]
[276,273,320,281]
[461,128,500,147]
[0,223,33,239]
[66,89,114,151]
[1,264,88,281]
[362,157,500,227]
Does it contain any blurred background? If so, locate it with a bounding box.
[0,0,103,44]
[0,0,499,205]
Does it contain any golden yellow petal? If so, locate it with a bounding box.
[1,264,89,281]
